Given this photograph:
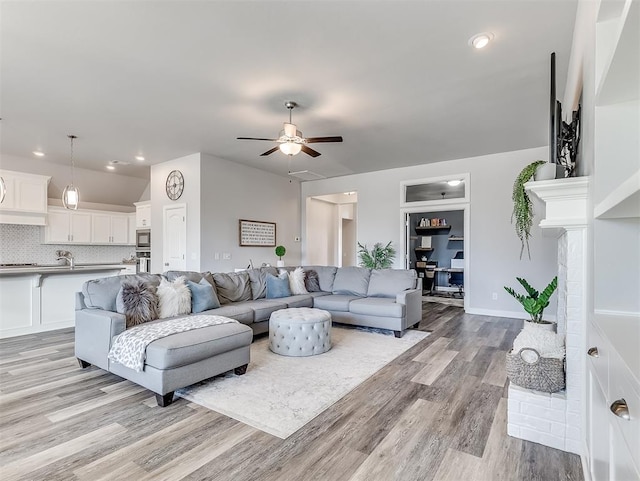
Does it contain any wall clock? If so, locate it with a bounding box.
[166,170,184,200]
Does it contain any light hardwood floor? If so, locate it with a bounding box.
[0,304,584,480]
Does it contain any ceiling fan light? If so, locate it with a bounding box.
[283,123,297,137]
[62,185,80,210]
[279,142,302,156]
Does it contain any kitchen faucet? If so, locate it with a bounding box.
[56,250,75,269]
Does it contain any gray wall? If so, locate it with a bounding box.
[301,146,558,318]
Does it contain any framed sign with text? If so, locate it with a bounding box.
[239,219,276,247]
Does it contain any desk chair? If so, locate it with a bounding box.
[422,261,438,294]
[448,271,464,298]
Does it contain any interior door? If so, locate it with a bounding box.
[163,204,186,271]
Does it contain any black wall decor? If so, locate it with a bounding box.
[549,52,581,178]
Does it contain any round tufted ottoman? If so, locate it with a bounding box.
[269,308,332,357]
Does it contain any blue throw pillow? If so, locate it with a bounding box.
[266,272,291,299]
[186,278,221,313]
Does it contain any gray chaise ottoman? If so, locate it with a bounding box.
[80,318,254,407]
[269,307,332,357]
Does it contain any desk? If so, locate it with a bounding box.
[433,268,464,295]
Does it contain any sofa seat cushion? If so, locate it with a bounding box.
[200,304,254,325]
[307,291,332,299]
[234,299,288,322]
[277,294,314,308]
[367,269,417,298]
[313,294,361,312]
[145,321,253,370]
[349,297,405,318]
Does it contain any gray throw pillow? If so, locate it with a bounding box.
[212,271,252,304]
[116,281,159,328]
[304,269,321,292]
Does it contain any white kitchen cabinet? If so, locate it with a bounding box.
[43,208,92,244]
[128,214,136,245]
[91,213,130,245]
[135,201,151,228]
[0,170,50,225]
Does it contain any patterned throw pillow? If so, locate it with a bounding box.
[157,276,192,318]
[266,272,292,299]
[116,280,159,328]
[304,269,321,292]
[289,267,308,295]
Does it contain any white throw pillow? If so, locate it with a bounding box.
[157,276,192,318]
[289,267,308,295]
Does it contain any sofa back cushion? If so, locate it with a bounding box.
[332,267,371,297]
[247,266,278,300]
[367,269,417,298]
[303,266,338,292]
[82,273,163,312]
[212,271,252,304]
[164,270,215,288]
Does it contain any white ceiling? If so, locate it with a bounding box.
[0,0,577,181]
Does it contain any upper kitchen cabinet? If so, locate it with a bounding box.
[91,213,130,245]
[135,201,151,228]
[128,214,136,245]
[0,170,50,225]
[43,207,92,244]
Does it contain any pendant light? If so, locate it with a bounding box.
[62,134,80,210]
[0,176,6,204]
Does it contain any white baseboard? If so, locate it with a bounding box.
[465,307,557,322]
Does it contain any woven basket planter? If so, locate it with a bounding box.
[506,348,565,393]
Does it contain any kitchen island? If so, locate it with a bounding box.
[0,264,129,338]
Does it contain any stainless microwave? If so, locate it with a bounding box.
[136,229,151,250]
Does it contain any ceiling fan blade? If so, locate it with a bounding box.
[260,146,281,156]
[237,137,278,141]
[301,145,321,157]
[305,136,343,143]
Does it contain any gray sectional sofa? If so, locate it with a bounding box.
[74,266,421,406]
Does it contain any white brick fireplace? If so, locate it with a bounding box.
[507,177,589,455]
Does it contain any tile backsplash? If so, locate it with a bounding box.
[0,224,136,265]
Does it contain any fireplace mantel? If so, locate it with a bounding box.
[525,177,590,229]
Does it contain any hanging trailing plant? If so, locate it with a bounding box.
[512,160,546,260]
[357,242,396,269]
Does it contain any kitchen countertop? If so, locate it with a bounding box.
[0,264,128,276]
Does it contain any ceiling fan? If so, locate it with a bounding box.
[237,101,343,157]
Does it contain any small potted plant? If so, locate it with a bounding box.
[357,241,395,269]
[275,245,286,267]
[504,276,558,330]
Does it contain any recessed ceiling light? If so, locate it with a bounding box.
[447,180,462,186]
[468,32,494,49]
[33,151,45,157]
[135,155,145,161]
[106,165,115,171]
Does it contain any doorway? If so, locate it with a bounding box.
[163,204,187,271]
[305,192,357,266]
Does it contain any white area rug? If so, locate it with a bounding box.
[176,326,429,438]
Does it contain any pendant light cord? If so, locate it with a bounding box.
[68,134,77,185]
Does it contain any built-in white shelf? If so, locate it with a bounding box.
[594,169,640,218]
[595,0,638,105]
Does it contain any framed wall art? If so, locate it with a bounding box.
[239,219,276,247]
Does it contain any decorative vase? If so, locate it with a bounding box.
[523,320,557,332]
[276,260,285,268]
[534,163,565,181]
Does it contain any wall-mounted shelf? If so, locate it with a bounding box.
[414,247,434,252]
[448,236,464,241]
[415,225,451,233]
